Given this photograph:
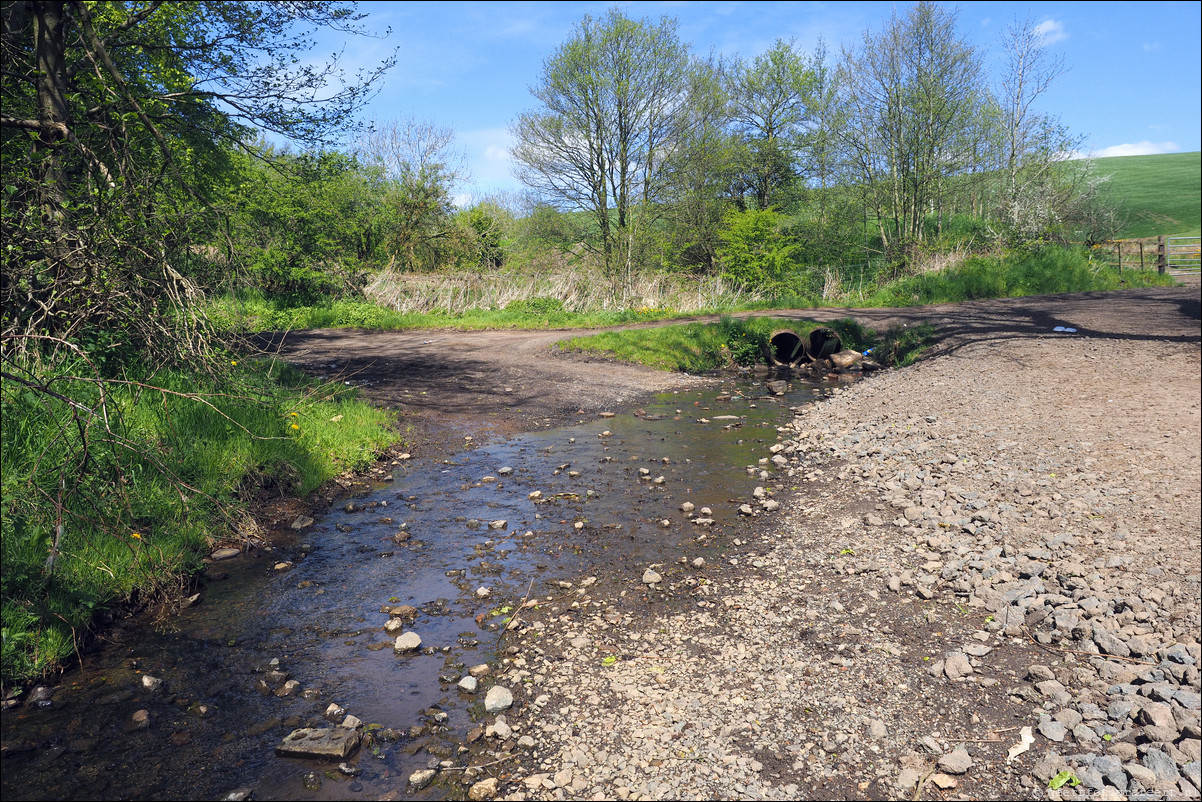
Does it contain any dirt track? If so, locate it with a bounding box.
[256,286,1201,452]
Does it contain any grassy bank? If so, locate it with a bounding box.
[556,317,871,373]
[207,246,1176,335]
[1,355,396,685]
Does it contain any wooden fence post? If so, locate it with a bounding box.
[1158,236,1167,273]
[1139,241,1145,270]
[1117,241,1123,274]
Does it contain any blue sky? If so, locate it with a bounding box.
[310,1,1202,202]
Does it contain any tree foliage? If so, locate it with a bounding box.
[0,1,393,361]
[510,8,703,297]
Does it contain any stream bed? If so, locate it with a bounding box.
[0,372,849,801]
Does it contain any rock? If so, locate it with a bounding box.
[341,714,362,729]
[468,664,491,678]
[210,547,240,561]
[642,568,662,585]
[394,632,422,652]
[1038,717,1067,742]
[409,768,437,790]
[485,686,513,713]
[937,748,973,775]
[127,709,151,731]
[141,674,164,693]
[830,350,863,369]
[469,777,499,800]
[475,587,491,598]
[489,520,507,530]
[388,604,418,619]
[276,727,360,759]
[1141,748,1180,783]
[492,716,513,740]
[1137,701,1177,730]
[1125,762,1158,788]
[930,773,958,790]
[680,502,695,513]
[290,515,314,530]
[944,652,973,680]
[866,719,888,740]
[458,676,478,693]
[691,557,705,569]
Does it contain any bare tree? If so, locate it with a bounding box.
[356,119,468,270]
[994,16,1086,242]
[510,8,697,298]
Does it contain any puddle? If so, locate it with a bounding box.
[0,373,846,800]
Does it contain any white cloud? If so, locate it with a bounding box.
[1092,140,1180,158]
[1034,19,1068,44]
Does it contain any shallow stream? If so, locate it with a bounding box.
[0,373,845,800]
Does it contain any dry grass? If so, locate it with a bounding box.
[364,261,773,314]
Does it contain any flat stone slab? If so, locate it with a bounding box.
[275,727,360,759]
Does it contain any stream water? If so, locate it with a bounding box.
[0,373,846,801]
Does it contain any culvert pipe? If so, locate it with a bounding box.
[808,327,842,360]
[767,330,808,366]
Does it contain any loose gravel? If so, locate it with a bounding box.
[477,326,1201,801]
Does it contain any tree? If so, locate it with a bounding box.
[1,1,393,361]
[726,39,815,210]
[838,2,988,264]
[993,16,1086,243]
[356,118,468,271]
[510,8,699,298]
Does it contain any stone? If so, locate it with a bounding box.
[1038,717,1067,742]
[409,769,437,790]
[944,652,973,680]
[468,777,499,800]
[210,547,240,561]
[1142,748,1180,783]
[938,748,973,775]
[1137,701,1177,730]
[394,632,422,652]
[642,568,662,585]
[458,676,478,693]
[141,674,164,693]
[1124,762,1158,788]
[290,515,314,530]
[276,728,360,759]
[866,719,888,740]
[485,686,513,713]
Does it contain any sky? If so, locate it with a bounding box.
[303,1,1202,204]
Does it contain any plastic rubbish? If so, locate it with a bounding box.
[1052,326,1077,333]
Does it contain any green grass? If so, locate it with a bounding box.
[860,246,1174,307]
[556,316,871,373]
[206,292,701,333]
[1,356,396,684]
[1097,151,1201,238]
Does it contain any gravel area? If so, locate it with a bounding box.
[475,304,1201,801]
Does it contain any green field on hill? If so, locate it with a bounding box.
[1097,151,1201,239]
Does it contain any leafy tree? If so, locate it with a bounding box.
[511,8,701,298]
[1,1,393,361]
[838,1,988,264]
[355,118,468,272]
[726,39,815,210]
[716,208,799,293]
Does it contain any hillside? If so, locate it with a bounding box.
[1095,151,1201,238]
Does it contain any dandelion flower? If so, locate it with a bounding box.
[291,423,300,430]
[290,412,298,417]
[230,360,238,366]
[131,532,142,540]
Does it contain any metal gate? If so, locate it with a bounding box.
[1167,236,1201,275]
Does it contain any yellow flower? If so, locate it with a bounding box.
[230,360,238,366]
[290,412,298,417]
[131,532,142,540]
[290,423,300,430]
